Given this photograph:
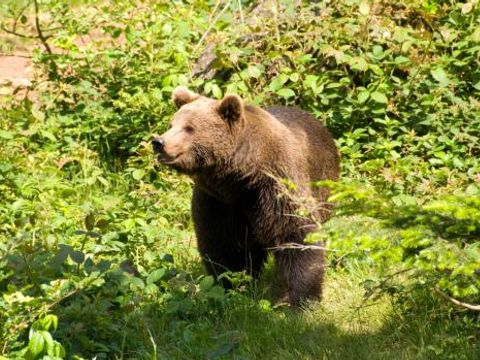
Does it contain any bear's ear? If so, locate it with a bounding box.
[172,87,199,108]
[218,94,244,124]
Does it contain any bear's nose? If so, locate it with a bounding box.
[152,137,165,153]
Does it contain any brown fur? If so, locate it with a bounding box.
[153,88,340,306]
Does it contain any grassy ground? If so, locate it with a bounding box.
[111,246,477,360]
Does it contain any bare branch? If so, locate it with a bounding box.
[0,25,39,39]
[192,0,232,55]
[33,0,53,55]
[12,0,33,32]
[267,243,335,252]
[435,287,480,311]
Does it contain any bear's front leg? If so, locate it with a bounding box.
[192,187,267,283]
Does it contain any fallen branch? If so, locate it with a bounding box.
[435,287,480,311]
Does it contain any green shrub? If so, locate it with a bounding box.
[1,0,479,358]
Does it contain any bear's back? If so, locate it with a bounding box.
[265,105,339,182]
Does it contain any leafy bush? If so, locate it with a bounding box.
[1,0,479,358]
[324,181,480,304]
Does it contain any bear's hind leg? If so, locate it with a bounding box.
[274,245,325,306]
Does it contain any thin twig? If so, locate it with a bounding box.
[0,53,33,58]
[12,0,33,32]
[0,25,40,39]
[33,0,53,55]
[237,0,244,25]
[32,0,58,76]
[267,243,335,252]
[192,0,232,55]
[435,287,480,311]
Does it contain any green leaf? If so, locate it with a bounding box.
[349,56,368,72]
[41,315,58,331]
[394,56,410,65]
[211,84,222,99]
[206,285,225,300]
[0,130,14,139]
[31,107,45,121]
[199,275,214,291]
[276,88,296,99]
[29,332,45,356]
[303,75,318,89]
[85,213,95,231]
[269,74,289,92]
[70,250,85,264]
[289,73,300,82]
[132,169,145,180]
[357,90,370,104]
[146,268,166,284]
[370,91,388,104]
[129,276,145,289]
[246,65,262,79]
[430,68,450,87]
[161,253,174,263]
[40,331,54,352]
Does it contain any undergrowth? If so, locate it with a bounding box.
[0,0,479,359]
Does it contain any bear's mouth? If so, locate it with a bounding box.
[157,153,182,165]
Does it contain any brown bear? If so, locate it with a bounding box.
[152,87,340,306]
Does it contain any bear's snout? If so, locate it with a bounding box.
[152,137,165,154]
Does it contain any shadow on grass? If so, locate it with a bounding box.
[36,258,479,360]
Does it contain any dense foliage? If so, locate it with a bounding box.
[0,0,479,358]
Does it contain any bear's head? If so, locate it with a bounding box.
[152,87,245,174]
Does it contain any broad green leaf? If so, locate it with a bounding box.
[349,56,368,72]
[289,73,300,82]
[246,65,262,79]
[370,91,388,104]
[29,332,45,356]
[303,75,318,87]
[85,213,95,231]
[431,68,450,87]
[276,88,296,98]
[132,169,145,180]
[147,268,166,284]
[0,130,13,139]
[199,275,214,291]
[129,277,145,289]
[206,285,225,300]
[357,90,370,104]
[70,250,85,264]
[394,56,410,65]
[269,74,289,92]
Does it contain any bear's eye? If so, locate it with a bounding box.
[184,125,194,133]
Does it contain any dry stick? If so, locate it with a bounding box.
[435,287,480,311]
[0,53,33,58]
[192,0,232,55]
[32,0,58,76]
[267,243,334,252]
[0,26,40,39]
[272,0,280,42]
[237,0,244,25]
[12,0,33,33]
[33,0,52,55]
